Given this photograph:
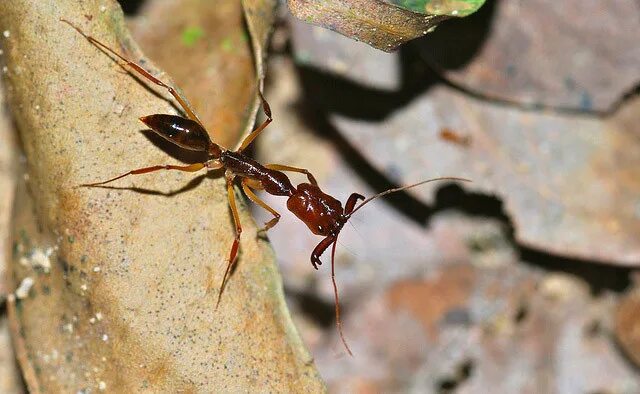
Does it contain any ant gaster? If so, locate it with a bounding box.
[62,19,469,355]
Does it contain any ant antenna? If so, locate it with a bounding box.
[330,236,353,356]
[330,176,469,355]
[347,177,471,218]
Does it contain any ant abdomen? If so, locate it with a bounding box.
[140,114,212,152]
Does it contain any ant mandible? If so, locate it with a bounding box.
[62,19,469,355]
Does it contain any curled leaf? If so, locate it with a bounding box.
[287,0,451,52]
[2,0,323,391]
[130,0,277,148]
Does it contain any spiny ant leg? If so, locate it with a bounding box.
[237,91,272,152]
[216,173,243,308]
[79,162,207,187]
[310,235,335,270]
[241,179,281,232]
[264,164,318,186]
[61,19,203,124]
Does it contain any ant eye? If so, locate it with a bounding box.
[317,225,324,232]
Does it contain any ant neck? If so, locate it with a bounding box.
[208,143,223,158]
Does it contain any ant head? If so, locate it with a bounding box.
[286,183,347,237]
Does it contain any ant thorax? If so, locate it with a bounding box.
[286,183,345,236]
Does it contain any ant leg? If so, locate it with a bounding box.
[61,19,203,125]
[264,164,318,186]
[237,92,272,152]
[344,193,365,215]
[216,172,242,307]
[79,161,215,187]
[241,179,281,232]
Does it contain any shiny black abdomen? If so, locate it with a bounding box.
[140,114,213,152]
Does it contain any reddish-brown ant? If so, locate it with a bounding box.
[62,19,469,355]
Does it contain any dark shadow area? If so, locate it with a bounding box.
[117,0,145,16]
[436,359,475,394]
[293,1,495,122]
[415,0,497,70]
[296,47,438,121]
[285,287,335,329]
[519,246,633,295]
[84,172,212,197]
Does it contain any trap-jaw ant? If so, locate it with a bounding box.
[62,19,469,355]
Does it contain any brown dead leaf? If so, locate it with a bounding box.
[0,70,17,302]
[130,0,276,148]
[1,0,323,391]
[0,78,24,394]
[387,265,475,339]
[287,0,449,52]
[615,287,640,368]
[315,244,638,392]
[333,88,640,266]
[419,0,640,112]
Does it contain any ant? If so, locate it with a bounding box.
[62,19,469,355]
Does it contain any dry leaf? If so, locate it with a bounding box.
[1,0,323,391]
[615,287,640,368]
[287,0,450,52]
[419,0,640,112]
[333,88,640,265]
[130,0,277,148]
[0,76,24,394]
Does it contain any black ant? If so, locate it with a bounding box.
[62,19,469,355]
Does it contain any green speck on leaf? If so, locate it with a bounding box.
[221,37,234,52]
[181,26,205,47]
[19,228,30,247]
